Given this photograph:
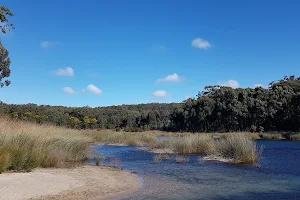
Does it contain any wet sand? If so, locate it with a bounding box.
[0,166,139,200]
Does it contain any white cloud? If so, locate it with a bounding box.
[40,41,55,49]
[221,80,239,89]
[192,38,211,49]
[62,87,75,95]
[156,73,182,83]
[153,90,170,98]
[87,84,102,95]
[54,67,75,77]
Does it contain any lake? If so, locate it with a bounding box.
[91,141,300,200]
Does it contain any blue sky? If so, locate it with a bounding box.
[0,0,300,107]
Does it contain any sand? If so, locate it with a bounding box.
[0,166,139,200]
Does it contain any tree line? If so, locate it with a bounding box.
[170,76,300,132]
[0,102,180,131]
[0,76,300,133]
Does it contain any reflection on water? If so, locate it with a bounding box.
[91,141,300,200]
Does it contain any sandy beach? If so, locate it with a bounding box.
[0,166,139,200]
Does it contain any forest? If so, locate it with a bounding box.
[0,76,300,133]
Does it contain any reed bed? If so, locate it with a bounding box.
[152,133,262,165]
[290,134,300,141]
[213,133,263,164]
[258,133,284,140]
[0,118,92,172]
[89,131,157,146]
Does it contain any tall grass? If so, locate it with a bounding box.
[259,133,284,140]
[290,134,300,141]
[213,133,262,164]
[89,131,156,146]
[155,134,214,154]
[153,133,262,165]
[0,118,92,172]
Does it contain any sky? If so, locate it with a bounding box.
[0,0,300,107]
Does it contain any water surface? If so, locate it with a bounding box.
[91,141,300,200]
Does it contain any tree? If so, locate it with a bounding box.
[0,41,11,87]
[0,6,14,34]
[0,5,13,88]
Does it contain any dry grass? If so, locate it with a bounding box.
[151,133,262,165]
[0,118,92,173]
[158,134,214,154]
[259,133,284,140]
[89,130,263,165]
[89,130,157,146]
[290,134,300,141]
[213,133,263,164]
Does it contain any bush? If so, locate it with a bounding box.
[257,126,264,133]
[250,125,257,133]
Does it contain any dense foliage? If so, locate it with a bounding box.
[0,102,180,131]
[170,76,300,132]
[1,76,300,132]
[0,5,14,88]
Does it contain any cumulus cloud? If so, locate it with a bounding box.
[54,67,75,77]
[62,87,75,95]
[87,84,102,95]
[156,73,182,83]
[192,38,211,49]
[221,80,240,88]
[152,90,170,98]
[40,41,55,49]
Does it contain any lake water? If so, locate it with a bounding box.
[91,141,300,200]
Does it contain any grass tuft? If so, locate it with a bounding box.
[213,133,262,164]
[0,118,92,173]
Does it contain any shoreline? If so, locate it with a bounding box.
[0,166,139,200]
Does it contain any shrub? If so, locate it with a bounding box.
[257,126,264,133]
[250,125,257,133]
